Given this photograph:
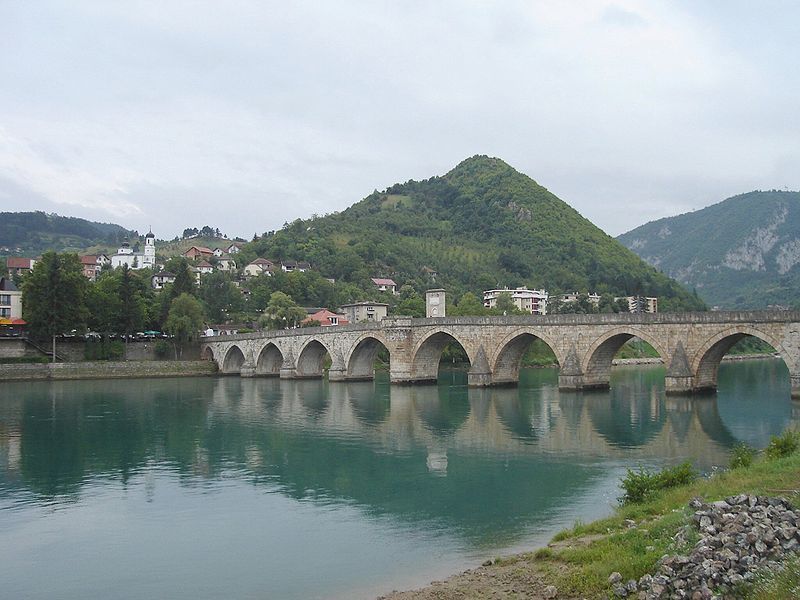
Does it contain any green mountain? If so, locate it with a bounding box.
[0,211,136,256]
[238,156,703,311]
[617,190,800,309]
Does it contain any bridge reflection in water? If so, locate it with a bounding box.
[0,361,799,600]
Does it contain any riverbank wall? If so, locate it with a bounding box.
[0,360,217,381]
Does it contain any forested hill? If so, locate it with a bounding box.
[238,156,704,311]
[0,211,136,255]
[617,190,800,309]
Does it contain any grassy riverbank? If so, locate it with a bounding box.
[386,434,800,599]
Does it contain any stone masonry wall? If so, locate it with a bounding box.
[0,360,217,381]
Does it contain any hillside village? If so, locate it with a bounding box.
[2,226,660,340]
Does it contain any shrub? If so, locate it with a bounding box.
[729,443,757,469]
[154,339,171,358]
[84,338,124,361]
[765,430,800,460]
[620,461,697,505]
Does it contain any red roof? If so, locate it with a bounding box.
[80,255,97,265]
[371,278,397,286]
[7,257,33,269]
[11,318,26,325]
[251,258,274,266]
[303,309,349,327]
[196,260,213,268]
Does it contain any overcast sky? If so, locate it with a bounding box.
[1,1,798,239]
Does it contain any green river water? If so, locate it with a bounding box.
[0,360,797,599]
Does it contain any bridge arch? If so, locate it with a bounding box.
[490,329,563,385]
[222,344,247,374]
[410,329,473,382]
[346,333,390,380]
[296,338,332,378]
[692,326,787,391]
[583,327,668,389]
[256,342,284,376]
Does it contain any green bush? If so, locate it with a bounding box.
[619,461,697,505]
[765,430,800,460]
[154,339,171,358]
[0,356,50,364]
[729,443,757,469]
[84,339,124,361]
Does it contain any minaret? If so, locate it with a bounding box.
[143,229,156,268]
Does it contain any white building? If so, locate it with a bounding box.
[110,231,156,270]
[483,287,548,315]
[616,296,658,313]
[561,292,601,307]
[340,301,389,323]
[0,277,22,319]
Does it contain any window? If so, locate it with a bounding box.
[329,317,338,325]
[0,294,10,305]
[0,308,10,317]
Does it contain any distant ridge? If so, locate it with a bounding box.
[0,211,136,256]
[617,190,800,309]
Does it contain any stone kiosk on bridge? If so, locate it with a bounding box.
[201,311,800,398]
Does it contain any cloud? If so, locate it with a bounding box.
[0,1,797,238]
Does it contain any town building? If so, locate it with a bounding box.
[151,271,176,290]
[0,277,23,320]
[226,242,244,254]
[212,247,225,257]
[561,292,601,307]
[616,296,658,313]
[192,261,214,284]
[340,301,389,323]
[483,287,548,315]
[110,231,156,270]
[183,246,214,260]
[303,309,349,327]
[371,278,398,294]
[243,258,275,278]
[6,257,36,279]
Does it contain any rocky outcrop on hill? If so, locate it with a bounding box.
[610,495,800,599]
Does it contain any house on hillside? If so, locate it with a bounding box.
[303,309,348,327]
[6,257,36,279]
[226,242,244,254]
[244,258,275,277]
[151,271,176,290]
[0,277,23,320]
[192,260,214,284]
[371,278,397,295]
[483,287,548,315]
[183,246,214,260]
[281,260,310,272]
[215,256,237,271]
[212,247,225,257]
[561,292,601,307]
[341,301,389,323]
[80,255,100,281]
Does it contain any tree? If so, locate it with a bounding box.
[117,265,146,341]
[260,291,306,330]
[170,259,195,298]
[200,271,243,322]
[165,293,205,359]
[490,292,520,315]
[452,292,485,316]
[22,252,88,362]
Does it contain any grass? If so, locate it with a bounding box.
[532,447,800,598]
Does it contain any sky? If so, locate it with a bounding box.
[1,0,798,239]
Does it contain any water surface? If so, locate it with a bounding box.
[0,360,796,599]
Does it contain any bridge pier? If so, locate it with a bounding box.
[791,375,800,399]
[239,361,256,378]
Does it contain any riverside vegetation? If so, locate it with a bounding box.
[386,430,800,599]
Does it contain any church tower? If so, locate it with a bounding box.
[143,230,156,268]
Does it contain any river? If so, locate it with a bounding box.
[0,359,797,599]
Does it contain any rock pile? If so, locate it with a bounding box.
[610,494,800,598]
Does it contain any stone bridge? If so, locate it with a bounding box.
[200,311,800,397]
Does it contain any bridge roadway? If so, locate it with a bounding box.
[200,311,800,397]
